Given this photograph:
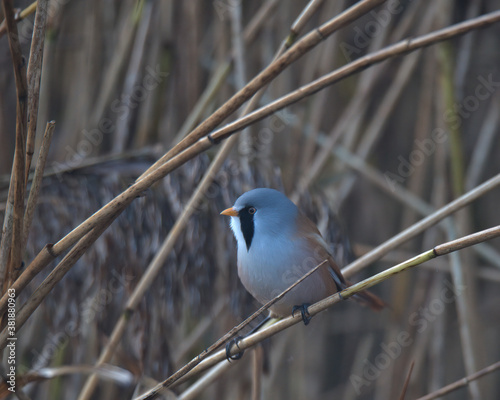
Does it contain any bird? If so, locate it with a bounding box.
[221,188,384,325]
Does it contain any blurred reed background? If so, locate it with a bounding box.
[1,0,500,399]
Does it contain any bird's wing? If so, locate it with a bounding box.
[295,212,385,311]
[295,212,347,291]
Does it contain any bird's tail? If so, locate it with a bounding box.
[345,280,386,311]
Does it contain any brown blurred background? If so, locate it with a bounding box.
[1,1,500,399]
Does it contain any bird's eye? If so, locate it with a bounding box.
[248,207,256,214]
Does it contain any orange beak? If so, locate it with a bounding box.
[220,207,239,217]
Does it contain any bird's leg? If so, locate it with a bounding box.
[225,315,272,361]
[292,303,312,325]
[330,270,347,293]
[225,336,245,361]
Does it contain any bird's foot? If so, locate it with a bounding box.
[224,316,274,361]
[292,303,312,325]
[225,336,245,361]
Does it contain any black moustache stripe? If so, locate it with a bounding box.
[239,207,255,251]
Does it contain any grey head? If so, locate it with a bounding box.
[230,188,298,251]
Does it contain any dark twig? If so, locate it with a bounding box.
[416,360,500,400]
[25,0,49,182]
[23,121,55,249]
[398,361,415,400]
[0,0,28,292]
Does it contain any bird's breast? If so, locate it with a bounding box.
[237,234,333,316]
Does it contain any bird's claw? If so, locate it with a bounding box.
[225,336,245,361]
[292,303,312,325]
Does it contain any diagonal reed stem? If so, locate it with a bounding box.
[135,225,500,399]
